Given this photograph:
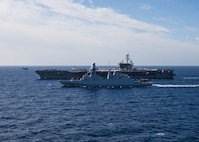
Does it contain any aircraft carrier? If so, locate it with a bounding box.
[35,54,174,80]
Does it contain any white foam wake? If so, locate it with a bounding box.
[153,84,199,88]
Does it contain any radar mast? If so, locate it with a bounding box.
[126,53,130,63]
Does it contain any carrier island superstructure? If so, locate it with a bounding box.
[35,54,174,80]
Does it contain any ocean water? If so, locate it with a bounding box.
[0,66,199,142]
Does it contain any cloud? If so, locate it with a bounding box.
[195,37,199,41]
[140,4,152,10]
[185,26,199,32]
[77,0,93,4]
[0,0,198,65]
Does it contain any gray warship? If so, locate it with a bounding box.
[35,54,174,80]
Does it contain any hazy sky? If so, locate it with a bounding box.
[0,0,199,66]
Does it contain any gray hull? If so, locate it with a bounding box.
[35,68,174,80]
[60,80,152,88]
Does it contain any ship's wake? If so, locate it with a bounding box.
[153,84,199,88]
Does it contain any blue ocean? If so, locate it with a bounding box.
[0,66,199,142]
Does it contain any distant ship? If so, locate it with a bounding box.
[60,63,152,88]
[35,54,174,80]
[21,67,29,70]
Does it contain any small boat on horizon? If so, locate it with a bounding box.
[59,63,152,88]
[21,67,29,70]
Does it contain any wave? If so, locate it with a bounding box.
[153,84,199,88]
[155,132,165,136]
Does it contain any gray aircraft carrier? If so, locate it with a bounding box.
[35,54,174,80]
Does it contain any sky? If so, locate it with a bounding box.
[0,0,199,66]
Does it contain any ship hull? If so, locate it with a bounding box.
[60,79,152,88]
[35,68,174,80]
[35,70,86,80]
